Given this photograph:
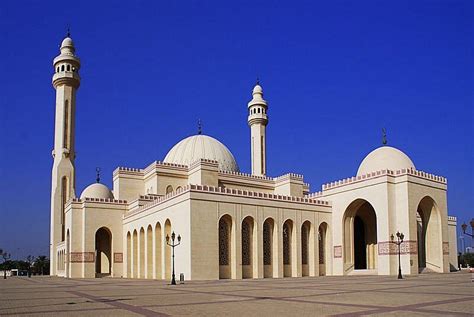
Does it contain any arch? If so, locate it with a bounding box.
[318,222,329,276]
[241,216,256,279]
[301,221,311,277]
[95,227,112,277]
[166,185,173,194]
[263,217,276,278]
[283,219,295,277]
[139,228,145,278]
[164,219,172,280]
[126,231,131,278]
[66,230,70,277]
[132,229,138,278]
[66,64,71,71]
[416,196,443,272]
[60,176,68,241]
[176,186,182,192]
[218,214,233,279]
[61,65,65,71]
[155,222,162,279]
[147,225,153,278]
[63,99,69,149]
[342,199,378,273]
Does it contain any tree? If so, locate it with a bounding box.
[33,256,49,275]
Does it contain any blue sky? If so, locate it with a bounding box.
[0,1,472,259]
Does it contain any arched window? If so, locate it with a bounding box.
[301,224,309,265]
[283,223,291,265]
[242,220,251,266]
[258,108,261,113]
[165,185,173,194]
[176,186,182,192]
[61,65,65,71]
[63,100,69,149]
[219,217,230,266]
[67,65,71,71]
[61,176,68,241]
[56,67,59,72]
[263,220,272,265]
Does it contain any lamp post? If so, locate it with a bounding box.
[1,249,11,279]
[166,231,181,285]
[390,231,404,279]
[461,219,474,238]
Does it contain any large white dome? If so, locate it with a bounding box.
[80,183,114,200]
[164,134,239,172]
[357,146,415,176]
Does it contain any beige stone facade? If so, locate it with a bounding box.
[50,36,458,280]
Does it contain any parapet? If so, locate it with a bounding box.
[320,168,447,191]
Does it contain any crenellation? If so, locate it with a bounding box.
[321,167,447,191]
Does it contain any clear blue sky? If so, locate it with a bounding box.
[0,1,472,259]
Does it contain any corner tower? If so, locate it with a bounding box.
[50,33,81,275]
[247,81,268,176]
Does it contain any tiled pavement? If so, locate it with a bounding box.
[0,272,472,316]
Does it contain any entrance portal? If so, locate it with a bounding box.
[95,227,112,277]
[343,200,377,273]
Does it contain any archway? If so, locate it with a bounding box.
[126,232,131,278]
[147,225,153,278]
[283,219,294,277]
[417,196,442,272]
[219,215,232,279]
[155,222,162,279]
[301,221,311,277]
[139,228,145,278]
[132,230,138,278]
[66,230,70,277]
[263,218,275,278]
[241,216,255,279]
[343,199,377,273]
[164,219,171,279]
[318,222,328,276]
[95,227,112,277]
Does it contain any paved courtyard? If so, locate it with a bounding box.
[0,272,473,316]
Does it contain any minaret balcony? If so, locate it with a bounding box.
[52,72,81,88]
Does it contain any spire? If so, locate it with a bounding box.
[197,119,202,135]
[96,167,101,183]
[256,77,260,85]
[382,128,387,146]
[66,25,71,38]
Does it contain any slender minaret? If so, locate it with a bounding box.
[247,80,268,176]
[50,32,81,275]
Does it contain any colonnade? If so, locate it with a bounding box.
[219,214,331,279]
[125,219,172,279]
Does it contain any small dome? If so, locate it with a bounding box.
[80,183,114,200]
[61,37,74,48]
[357,146,415,176]
[253,84,263,94]
[164,134,239,172]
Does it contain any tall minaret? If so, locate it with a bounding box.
[50,33,81,275]
[247,80,268,176]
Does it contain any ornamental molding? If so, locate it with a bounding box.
[378,240,417,255]
[70,252,94,263]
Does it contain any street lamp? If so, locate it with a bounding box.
[461,218,474,238]
[1,250,11,279]
[166,231,181,285]
[390,231,404,279]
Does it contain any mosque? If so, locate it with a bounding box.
[50,34,458,280]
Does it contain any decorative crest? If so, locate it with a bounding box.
[197,119,202,135]
[256,77,260,85]
[382,128,387,145]
[66,25,71,38]
[96,167,101,183]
